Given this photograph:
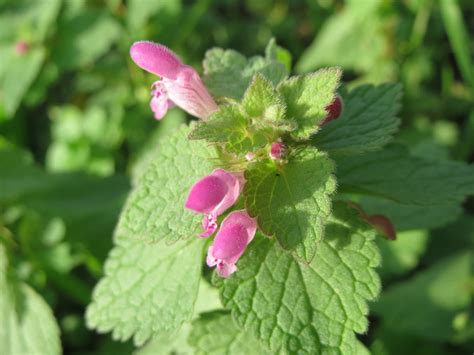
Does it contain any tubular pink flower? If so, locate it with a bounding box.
[206,210,257,278]
[185,169,244,237]
[130,41,217,120]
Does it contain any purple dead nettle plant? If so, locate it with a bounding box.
[130,41,256,278]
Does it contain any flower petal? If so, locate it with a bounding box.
[130,41,184,80]
[185,174,229,214]
[211,210,257,265]
[165,67,218,119]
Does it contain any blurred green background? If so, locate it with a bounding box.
[0,0,473,354]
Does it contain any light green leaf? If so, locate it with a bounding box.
[191,74,291,155]
[372,251,471,342]
[51,9,121,71]
[116,125,216,244]
[0,47,45,117]
[312,83,402,155]
[336,144,474,205]
[218,202,381,354]
[189,311,269,355]
[0,245,61,355]
[136,280,222,355]
[278,68,341,140]
[241,73,286,121]
[203,48,288,101]
[189,105,254,152]
[244,147,336,262]
[265,38,292,73]
[86,237,204,346]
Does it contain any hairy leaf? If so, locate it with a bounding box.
[189,311,269,355]
[218,202,381,354]
[244,147,336,262]
[278,69,341,140]
[86,237,204,346]
[313,84,402,155]
[203,48,288,101]
[116,125,216,244]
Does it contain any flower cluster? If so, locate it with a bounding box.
[130,40,345,278]
[185,169,256,278]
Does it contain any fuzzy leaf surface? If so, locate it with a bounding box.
[189,311,269,355]
[312,83,402,155]
[218,202,381,354]
[86,237,204,346]
[116,125,216,244]
[278,68,341,140]
[244,147,336,262]
[0,245,61,355]
[203,48,288,101]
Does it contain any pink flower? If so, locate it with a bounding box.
[321,94,343,126]
[207,210,257,278]
[270,141,285,160]
[130,41,218,120]
[185,169,244,237]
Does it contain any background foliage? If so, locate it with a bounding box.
[0,0,473,354]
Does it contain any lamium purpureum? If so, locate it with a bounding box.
[88,38,467,355]
[128,41,351,278]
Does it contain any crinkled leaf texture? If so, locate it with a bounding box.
[116,125,216,244]
[312,83,402,155]
[244,147,336,263]
[217,202,381,354]
[203,47,288,101]
[86,237,203,346]
[278,68,341,140]
[0,245,61,355]
[189,311,269,355]
[189,75,289,155]
[86,126,217,345]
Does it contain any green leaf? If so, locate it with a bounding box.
[86,237,204,346]
[0,47,45,117]
[136,280,222,355]
[244,147,336,262]
[203,48,288,101]
[116,125,216,244]
[278,68,341,140]
[241,74,286,122]
[372,251,471,342]
[359,196,462,231]
[189,311,269,355]
[190,76,290,155]
[51,9,121,71]
[217,202,381,354]
[265,38,292,73]
[336,144,474,205]
[189,105,256,154]
[312,84,402,155]
[0,245,61,355]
